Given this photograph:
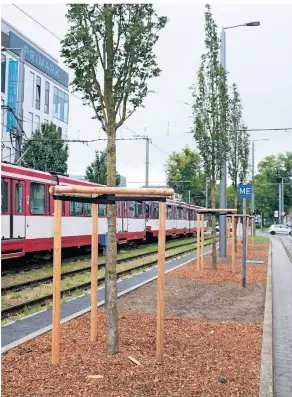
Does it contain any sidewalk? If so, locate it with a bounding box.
[272,237,292,397]
[2,245,213,352]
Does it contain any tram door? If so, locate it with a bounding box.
[1,178,26,239]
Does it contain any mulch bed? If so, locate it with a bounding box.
[1,241,270,397]
[2,312,263,397]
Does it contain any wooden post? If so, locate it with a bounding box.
[156,201,166,364]
[91,203,98,342]
[232,214,235,274]
[246,216,249,258]
[252,217,254,245]
[201,214,205,269]
[52,199,62,365]
[196,212,200,271]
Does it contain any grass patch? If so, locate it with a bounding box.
[248,235,270,243]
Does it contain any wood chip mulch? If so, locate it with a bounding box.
[2,312,263,397]
[172,241,269,284]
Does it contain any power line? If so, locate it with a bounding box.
[12,4,62,41]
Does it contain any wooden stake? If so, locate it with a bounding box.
[156,201,166,364]
[91,203,98,342]
[252,217,254,245]
[232,214,235,274]
[52,199,62,365]
[196,212,200,271]
[201,214,205,269]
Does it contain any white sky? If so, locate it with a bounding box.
[2,3,292,187]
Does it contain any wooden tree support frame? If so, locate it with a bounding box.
[49,185,174,365]
[196,209,238,272]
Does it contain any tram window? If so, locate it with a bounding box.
[135,202,143,218]
[166,205,172,220]
[70,201,83,216]
[30,183,45,214]
[177,207,183,220]
[153,203,159,219]
[84,203,92,216]
[129,202,135,218]
[16,183,23,214]
[98,204,106,217]
[1,180,8,213]
[145,202,151,219]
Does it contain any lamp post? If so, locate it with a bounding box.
[219,21,260,257]
[251,138,269,234]
[280,177,292,224]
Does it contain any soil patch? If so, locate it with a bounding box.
[113,275,265,323]
[2,312,262,397]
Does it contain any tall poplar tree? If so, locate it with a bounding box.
[192,4,229,268]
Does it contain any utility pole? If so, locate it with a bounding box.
[242,197,247,288]
[145,137,150,188]
[205,178,208,208]
[282,178,285,224]
[219,27,227,258]
[279,183,282,225]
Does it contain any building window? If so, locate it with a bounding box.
[35,115,40,130]
[57,126,62,138]
[30,182,45,214]
[28,112,33,134]
[1,99,4,138]
[30,71,35,106]
[45,81,50,114]
[53,87,69,123]
[1,180,8,213]
[44,119,48,124]
[36,76,41,110]
[1,54,6,93]
[15,183,23,214]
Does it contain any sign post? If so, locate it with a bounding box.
[238,184,253,288]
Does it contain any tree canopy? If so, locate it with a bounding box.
[165,146,205,204]
[85,150,120,185]
[22,122,69,174]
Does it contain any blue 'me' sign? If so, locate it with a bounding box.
[238,184,253,199]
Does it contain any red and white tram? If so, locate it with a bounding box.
[1,162,207,261]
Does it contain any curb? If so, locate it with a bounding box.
[1,247,213,354]
[259,242,273,397]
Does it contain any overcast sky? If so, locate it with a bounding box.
[2,3,292,186]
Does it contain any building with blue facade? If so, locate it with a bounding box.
[1,19,69,163]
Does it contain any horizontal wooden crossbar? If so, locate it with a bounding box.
[50,185,174,196]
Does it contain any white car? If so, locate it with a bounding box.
[268,224,292,235]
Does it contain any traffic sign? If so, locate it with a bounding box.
[238,184,253,199]
[274,210,279,218]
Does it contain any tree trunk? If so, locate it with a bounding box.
[210,180,216,269]
[234,185,238,252]
[106,124,119,355]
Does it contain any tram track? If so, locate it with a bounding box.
[1,237,216,319]
[277,235,292,263]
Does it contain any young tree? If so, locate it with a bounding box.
[165,146,205,203]
[22,122,69,174]
[192,4,229,268]
[85,150,120,185]
[228,83,250,209]
[61,4,167,354]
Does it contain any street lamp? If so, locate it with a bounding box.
[280,176,292,225]
[219,21,260,258]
